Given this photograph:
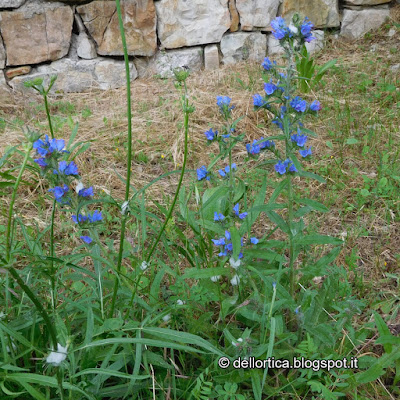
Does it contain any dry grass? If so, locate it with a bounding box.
[0,22,399,293]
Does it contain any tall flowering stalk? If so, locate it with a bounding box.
[250,14,321,297]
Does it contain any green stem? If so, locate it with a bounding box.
[44,95,54,139]
[287,177,295,297]
[50,199,57,311]
[109,0,133,318]
[145,82,190,263]
[6,143,32,262]
[7,266,58,349]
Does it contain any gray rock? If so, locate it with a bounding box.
[390,63,400,72]
[221,32,267,65]
[154,47,204,78]
[77,33,97,60]
[204,44,220,70]
[94,59,137,90]
[341,8,390,40]
[0,71,11,100]
[0,0,26,8]
[9,57,137,93]
[156,0,230,49]
[236,0,281,31]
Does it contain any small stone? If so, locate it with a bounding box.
[5,66,31,79]
[221,31,267,65]
[387,28,396,37]
[305,30,325,53]
[94,59,138,90]
[204,44,220,70]
[77,33,97,60]
[341,8,390,40]
[390,63,400,72]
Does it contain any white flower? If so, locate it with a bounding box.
[230,274,240,286]
[46,343,68,367]
[121,200,130,215]
[140,261,148,271]
[210,275,221,282]
[176,299,185,305]
[75,181,84,194]
[289,24,298,34]
[162,314,171,322]
[237,338,243,343]
[229,257,241,269]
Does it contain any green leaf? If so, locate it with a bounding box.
[373,312,393,354]
[182,267,229,279]
[345,138,359,145]
[295,234,343,246]
[230,226,241,260]
[326,140,334,149]
[298,198,329,213]
[297,170,326,183]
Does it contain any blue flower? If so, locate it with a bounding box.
[264,80,277,96]
[80,236,93,244]
[216,96,235,113]
[49,184,69,202]
[250,237,259,244]
[246,140,261,155]
[225,231,231,241]
[271,17,289,40]
[225,243,233,252]
[196,166,210,181]
[258,137,275,150]
[55,161,79,176]
[34,158,48,167]
[289,163,298,172]
[88,210,102,223]
[218,250,228,257]
[291,133,308,147]
[300,17,315,42]
[218,163,237,177]
[253,93,267,108]
[309,100,321,111]
[78,186,94,197]
[72,214,88,224]
[204,128,217,141]
[299,147,312,157]
[274,160,287,175]
[33,135,66,157]
[290,96,307,113]
[214,212,225,222]
[272,118,283,130]
[212,237,225,246]
[233,203,247,219]
[262,57,276,71]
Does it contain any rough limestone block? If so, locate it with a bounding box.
[156,0,231,49]
[9,58,137,93]
[154,47,204,78]
[0,36,5,69]
[236,0,281,31]
[77,0,157,57]
[0,2,73,66]
[221,32,267,65]
[204,44,220,70]
[282,0,340,28]
[341,8,390,40]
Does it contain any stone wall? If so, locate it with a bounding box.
[0,0,394,94]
